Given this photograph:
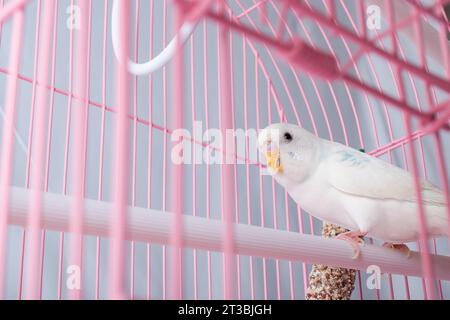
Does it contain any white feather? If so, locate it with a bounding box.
[259,123,450,243]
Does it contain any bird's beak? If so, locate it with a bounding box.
[260,140,283,174]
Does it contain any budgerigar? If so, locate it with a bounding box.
[258,123,450,258]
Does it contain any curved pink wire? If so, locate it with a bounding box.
[95,0,109,301]
[0,5,25,300]
[25,0,55,300]
[130,0,141,300]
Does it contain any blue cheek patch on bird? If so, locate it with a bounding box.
[288,151,303,161]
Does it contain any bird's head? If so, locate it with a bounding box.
[258,123,320,184]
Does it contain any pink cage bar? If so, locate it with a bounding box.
[0,0,449,300]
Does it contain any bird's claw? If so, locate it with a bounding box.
[336,231,367,259]
[382,243,411,259]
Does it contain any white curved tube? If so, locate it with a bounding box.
[7,187,450,281]
[111,0,196,76]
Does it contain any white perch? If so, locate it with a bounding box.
[7,187,450,281]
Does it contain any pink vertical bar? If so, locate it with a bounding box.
[202,19,212,300]
[17,232,26,299]
[16,8,43,300]
[96,0,109,301]
[268,89,282,301]
[169,0,186,300]
[0,7,25,299]
[162,0,168,300]
[382,0,415,300]
[130,0,141,300]
[25,0,42,196]
[241,38,255,300]
[218,4,236,300]
[40,0,59,300]
[431,2,450,281]
[109,0,130,300]
[190,34,198,300]
[283,192,295,300]
[68,0,90,300]
[26,0,55,300]
[398,144,413,300]
[38,230,45,300]
[81,0,92,200]
[403,114,435,300]
[411,5,438,299]
[228,26,242,301]
[420,99,443,299]
[394,20,436,296]
[58,0,75,300]
[57,234,64,299]
[438,2,450,81]
[0,0,4,44]
[146,0,154,301]
[420,10,448,300]
[254,56,269,300]
[296,206,309,296]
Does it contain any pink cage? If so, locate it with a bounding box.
[0,0,449,300]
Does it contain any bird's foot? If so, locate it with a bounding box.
[336,231,367,259]
[382,242,411,259]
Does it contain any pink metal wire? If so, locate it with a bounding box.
[0,4,25,300]
[130,0,140,300]
[96,0,109,301]
[41,0,59,300]
[218,3,236,299]
[25,0,55,299]
[169,0,186,300]
[146,0,154,300]
[68,0,90,300]
[109,0,130,299]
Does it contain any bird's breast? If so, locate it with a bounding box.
[282,174,359,231]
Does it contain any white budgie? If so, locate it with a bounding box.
[258,123,450,258]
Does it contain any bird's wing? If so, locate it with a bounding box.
[325,146,446,206]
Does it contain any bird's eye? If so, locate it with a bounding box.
[284,132,293,142]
